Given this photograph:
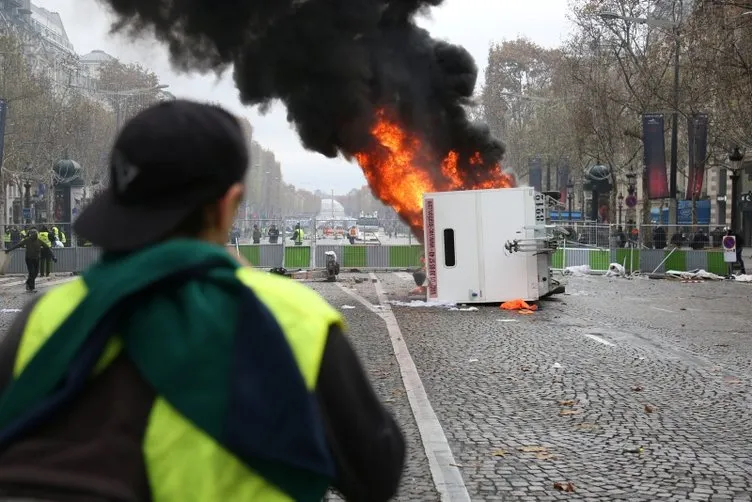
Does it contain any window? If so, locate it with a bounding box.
[718,201,727,225]
[443,229,456,267]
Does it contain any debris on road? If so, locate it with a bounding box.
[340,305,356,310]
[605,263,626,277]
[623,447,644,454]
[558,400,576,407]
[553,482,576,493]
[644,404,654,414]
[500,299,538,314]
[559,409,580,416]
[518,446,548,453]
[631,385,644,392]
[563,265,591,276]
[491,449,508,457]
[665,269,725,281]
[450,306,478,312]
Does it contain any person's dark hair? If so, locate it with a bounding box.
[169,202,218,238]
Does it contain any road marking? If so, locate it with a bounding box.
[393,271,412,281]
[584,334,615,346]
[337,275,471,502]
[651,307,674,313]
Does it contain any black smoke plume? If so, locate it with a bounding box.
[99,0,505,185]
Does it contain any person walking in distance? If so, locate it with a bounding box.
[0,100,405,502]
[4,228,52,292]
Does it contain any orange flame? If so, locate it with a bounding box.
[355,111,515,236]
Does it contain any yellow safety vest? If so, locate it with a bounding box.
[3,232,10,243]
[38,232,51,247]
[52,227,66,244]
[13,266,343,502]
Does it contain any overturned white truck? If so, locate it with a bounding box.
[422,187,565,304]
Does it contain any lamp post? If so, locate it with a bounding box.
[617,193,624,226]
[729,146,745,234]
[566,180,574,221]
[599,11,681,226]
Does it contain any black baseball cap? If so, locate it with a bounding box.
[74,100,249,252]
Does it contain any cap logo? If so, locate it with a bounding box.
[112,150,140,194]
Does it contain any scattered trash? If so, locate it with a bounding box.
[559,409,580,416]
[733,274,752,282]
[491,449,508,457]
[500,299,538,313]
[552,362,563,369]
[563,265,591,276]
[450,306,478,312]
[536,452,557,461]
[644,404,654,414]
[558,400,576,407]
[340,305,356,310]
[623,447,644,454]
[665,269,725,281]
[553,482,576,493]
[448,463,463,468]
[496,319,519,323]
[0,309,21,314]
[518,446,548,453]
[724,376,742,385]
[631,386,644,392]
[468,358,479,363]
[389,300,456,308]
[605,263,626,277]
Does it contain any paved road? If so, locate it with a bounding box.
[2,271,752,501]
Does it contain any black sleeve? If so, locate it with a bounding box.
[316,324,405,502]
[0,296,42,394]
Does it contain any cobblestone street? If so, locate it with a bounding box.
[2,272,752,501]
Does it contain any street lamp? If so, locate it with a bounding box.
[566,179,574,221]
[729,146,745,234]
[617,192,624,226]
[599,11,681,226]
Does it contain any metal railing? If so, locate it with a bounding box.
[0,242,740,277]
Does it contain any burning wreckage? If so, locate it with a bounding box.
[93,0,563,298]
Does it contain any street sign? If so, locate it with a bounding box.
[741,191,752,203]
[22,208,31,220]
[723,235,737,263]
[625,194,637,208]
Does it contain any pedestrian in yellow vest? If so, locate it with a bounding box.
[0,101,404,502]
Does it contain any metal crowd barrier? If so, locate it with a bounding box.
[0,243,735,277]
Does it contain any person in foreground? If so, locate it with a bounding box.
[0,100,405,502]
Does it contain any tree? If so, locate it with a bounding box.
[97,60,161,129]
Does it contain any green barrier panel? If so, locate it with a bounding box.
[588,250,611,271]
[389,245,423,267]
[236,245,261,265]
[284,246,311,268]
[342,246,367,267]
[551,249,564,269]
[615,249,640,273]
[664,250,687,271]
[706,251,728,276]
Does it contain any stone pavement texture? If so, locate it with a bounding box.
[2,271,752,501]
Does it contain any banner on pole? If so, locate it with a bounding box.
[528,156,542,192]
[557,158,570,204]
[643,114,669,200]
[686,113,708,200]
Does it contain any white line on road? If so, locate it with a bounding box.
[337,275,471,502]
[393,271,412,281]
[584,334,615,347]
[651,307,674,313]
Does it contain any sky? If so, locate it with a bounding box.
[38,0,572,194]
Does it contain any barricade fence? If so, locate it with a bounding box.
[1,242,738,277]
